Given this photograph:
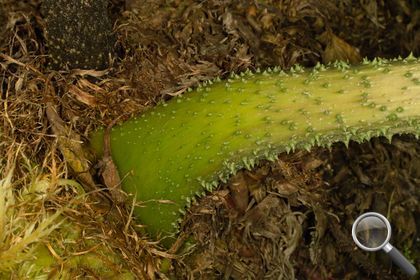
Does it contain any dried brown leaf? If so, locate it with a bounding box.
[319,30,361,64]
[68,85,98,107]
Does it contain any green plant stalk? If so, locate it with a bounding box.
[90,57,420,244]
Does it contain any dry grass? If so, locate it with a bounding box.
[0,144,172,278]
[0,3,172,278]
[1,0,419,278]
[0,146,68,275]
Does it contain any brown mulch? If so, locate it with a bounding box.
[177,134,419,279]
[0,0,419,278]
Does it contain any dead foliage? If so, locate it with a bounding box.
[176,135,419,279]
[0,0,419,279]
[0,145,167,279]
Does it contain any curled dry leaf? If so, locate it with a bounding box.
[68,85,98,107]
[228,172,249,213]
[273,181,299,197]
[70,68,109,78]
[318,30,361,64]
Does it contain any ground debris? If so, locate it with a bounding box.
[176,135,419,279]
[0,0,419,279]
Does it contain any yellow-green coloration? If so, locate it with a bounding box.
[90,56,420,245]
[12,222,135,279]
[0,164,135,279]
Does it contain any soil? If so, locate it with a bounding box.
[0,0,419,279]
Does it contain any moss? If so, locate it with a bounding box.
[0,161,135,279]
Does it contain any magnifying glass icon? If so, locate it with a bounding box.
[352,212,417,276]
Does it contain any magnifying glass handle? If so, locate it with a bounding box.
[385,245,417,276]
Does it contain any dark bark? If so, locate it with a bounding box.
[0,3,6,46]
[42,0,115,70]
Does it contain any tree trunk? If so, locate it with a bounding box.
[42,0,115,70]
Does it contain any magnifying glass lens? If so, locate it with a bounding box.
[355,216,388,248]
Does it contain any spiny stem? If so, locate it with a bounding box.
[90,56,420,245]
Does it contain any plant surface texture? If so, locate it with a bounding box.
[91,57,420,243]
